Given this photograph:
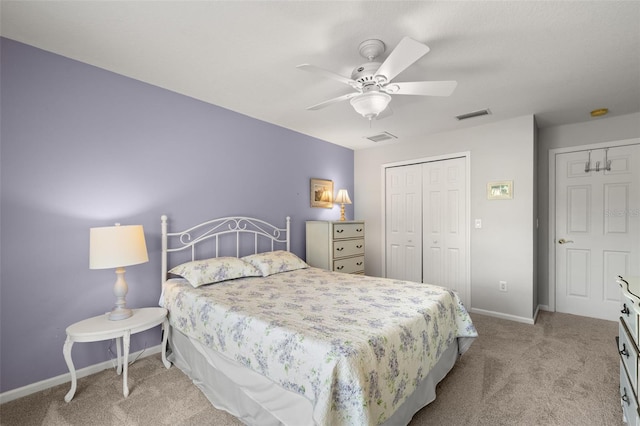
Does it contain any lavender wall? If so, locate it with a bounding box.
[0,38,354,393]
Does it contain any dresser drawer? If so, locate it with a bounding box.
[333,238,364,259]
[620,322,639,398]
[333,223,364,240]
[334,255,364,274]
[622,295,639,347]
[621,361,640,425]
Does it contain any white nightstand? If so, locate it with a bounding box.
[63,307,170,402]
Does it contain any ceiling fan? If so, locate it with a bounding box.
[298,37,457,120]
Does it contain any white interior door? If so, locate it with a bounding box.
[555,144,640,321]
[423,158,468,304]
[385,164,422,282]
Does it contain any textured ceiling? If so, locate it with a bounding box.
[2,1,639,150]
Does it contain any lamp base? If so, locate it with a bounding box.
[108,307,133,321]
[339,203,347,221]
[108,267,133,321]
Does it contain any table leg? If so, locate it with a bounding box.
[116,337,122,375]
[63,336,76,402]
[161,318,171,369]
[122,329,130,397]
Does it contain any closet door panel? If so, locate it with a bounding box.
[385,164,422,282]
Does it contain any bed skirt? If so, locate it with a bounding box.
[168,327,473,426]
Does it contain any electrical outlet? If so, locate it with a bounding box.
[499,281,507,292]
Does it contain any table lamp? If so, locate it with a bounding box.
[334,189,352,221]
[90,224,149,320]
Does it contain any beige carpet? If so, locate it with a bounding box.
[0,312,624,426]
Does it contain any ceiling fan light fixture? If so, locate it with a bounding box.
[350,92,392,120]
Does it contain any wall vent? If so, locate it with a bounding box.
[365,131,398,142]
[456,108,491,121]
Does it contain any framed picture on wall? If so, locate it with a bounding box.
[487,181,513,200]
[310,178,333,208]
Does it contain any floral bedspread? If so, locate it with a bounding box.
[161,267,477,425]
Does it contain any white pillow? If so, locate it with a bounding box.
[169,257,261,288]
[242,250,308,277]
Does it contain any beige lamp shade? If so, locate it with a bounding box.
[90,224,149,269]
[334,189,352,205]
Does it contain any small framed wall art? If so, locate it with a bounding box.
[310,178,334,208]
[487,181,513,200]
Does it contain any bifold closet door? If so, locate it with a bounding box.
[385,157,468,305]
[385,164,423,282]
[422,158,467,303]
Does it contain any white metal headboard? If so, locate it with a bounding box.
[161,215,290,285]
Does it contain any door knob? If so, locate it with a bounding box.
[558,238,574,244]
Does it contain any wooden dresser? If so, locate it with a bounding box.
[305,221,365,274]
[618,275,640,425]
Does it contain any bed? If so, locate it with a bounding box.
[159,214,477,425]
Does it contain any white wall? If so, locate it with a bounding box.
[537,112,640,310]
[355,115,536,322]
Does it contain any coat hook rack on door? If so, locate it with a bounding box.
[585,148,612,173]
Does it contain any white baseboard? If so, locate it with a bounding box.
[0,344,161,404]
[533,305,540,323]
[537,304,551,312]
[471,307,536,325]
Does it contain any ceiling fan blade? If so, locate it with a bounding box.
[297,64,357,87]
[385,81,457,96]
[374,37,430,82]
[306,92,360,110]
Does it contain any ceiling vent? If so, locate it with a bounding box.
[365,131,398,143]
[456,108,491,121]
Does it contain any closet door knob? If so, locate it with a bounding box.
[620,343,629,358]
[622,304,630,315]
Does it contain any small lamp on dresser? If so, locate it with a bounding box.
[334,189,352,221]
[89,224,149,320]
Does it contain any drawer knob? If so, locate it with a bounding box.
[356,228,363,232]
[620,343,630,358]
[337,229,344,233]
[336,266,344,270]
[622,304,631,315]
[356,245,363,249]
[336,247,344,251]
[357,262,363,266]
